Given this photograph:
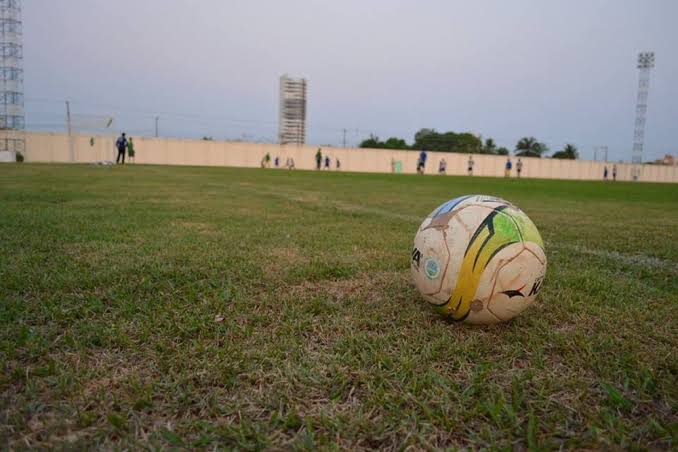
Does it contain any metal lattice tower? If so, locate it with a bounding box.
[631,52,654,169]
[0,0,23,156]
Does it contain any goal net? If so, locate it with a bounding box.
[68,114,116,162]
[70,114,115,138]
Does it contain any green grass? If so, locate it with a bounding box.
[1,163,676,449]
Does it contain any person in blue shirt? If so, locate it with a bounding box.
[504,158,512,177]
[417,150,427,174]
[115,133,128,164]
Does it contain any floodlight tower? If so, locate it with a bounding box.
[0,0,24,160]
[631,52,654,179]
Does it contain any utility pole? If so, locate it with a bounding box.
[342,128,347,148]
[66,100,74,162]
[154,116,159,138]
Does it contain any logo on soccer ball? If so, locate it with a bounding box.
[424,258,440,279]
[411,247,422,270]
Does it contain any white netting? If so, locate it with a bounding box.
[70,114,115,135]
[68,114,117,163]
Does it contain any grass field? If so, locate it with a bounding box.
[1,163,676,449]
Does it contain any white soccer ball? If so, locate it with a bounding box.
[411,195,546,324]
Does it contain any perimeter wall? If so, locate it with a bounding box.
[21,132,678,183]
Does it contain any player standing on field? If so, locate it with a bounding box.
[516,158,523,178]
[467,155,475,176]
[315,148,322,170]
[127,137,135,163]
[417,150,427,174]
[115,133,128,165]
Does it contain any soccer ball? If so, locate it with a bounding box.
[411,195,546,324]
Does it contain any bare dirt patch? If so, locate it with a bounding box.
[281,270,408,303]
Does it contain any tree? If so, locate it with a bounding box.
[359,135,410,150]
[552,143,579,159]
[359,134,383,149]
[382,137,410,150]
[515,137,548,158]
[412,129,481,153]
[456,133,482,153]
[496,147,509,156]
[414,128,436,143]
[482,138,497,154]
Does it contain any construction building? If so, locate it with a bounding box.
[278,75,306,145]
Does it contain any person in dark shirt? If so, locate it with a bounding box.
[315,148,322,170]
[417,150,427,174]
[115,133,128,164]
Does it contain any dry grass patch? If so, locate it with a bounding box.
[281,270,407,303]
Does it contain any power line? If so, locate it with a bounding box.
[24,96,380,135]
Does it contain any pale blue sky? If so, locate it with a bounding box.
[23,0,678,161]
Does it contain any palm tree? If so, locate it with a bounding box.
[515,137,547,158]
[483,138,497,154]
[552,143,579,159]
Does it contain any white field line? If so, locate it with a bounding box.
[236,183,424,223]
[548,242,678,273]
[239,183,677,272]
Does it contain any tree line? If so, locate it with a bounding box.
[359,129,579,159]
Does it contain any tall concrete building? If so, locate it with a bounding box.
[278,75,306,145]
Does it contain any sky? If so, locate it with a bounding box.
[23,0,678,162]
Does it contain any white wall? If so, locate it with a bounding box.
[0,150,16,162]
[21,131,678,184]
